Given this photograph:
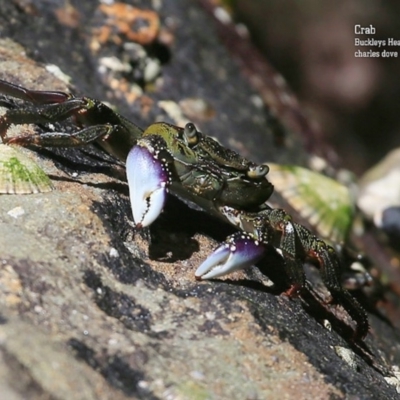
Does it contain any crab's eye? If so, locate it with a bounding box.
[247,164,269,179]
[184,122,199,145]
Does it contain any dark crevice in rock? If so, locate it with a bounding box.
[68,339,160,399]
[83,270,155,335]
[91,195,171,286]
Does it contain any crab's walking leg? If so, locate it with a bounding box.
[2,120,117,154]
[0,79,70,104]
[0,96,132,146]
[261,209,307,295]
[0,80,142,156]
[295,224,370,339]
[0,98,91,140]
[5,123,115,148]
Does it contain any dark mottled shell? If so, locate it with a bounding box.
[0,145,53,194]
[268,163,354,243]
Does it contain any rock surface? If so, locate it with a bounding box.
[0,1,399,399]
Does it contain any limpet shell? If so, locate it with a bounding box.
[268,163,354,243]
[0,144,53,194]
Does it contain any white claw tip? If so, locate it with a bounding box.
[126,144,168,227]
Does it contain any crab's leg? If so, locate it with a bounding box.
[294,223,370,339]
[126,134,173,228]
[4,123,115,148]
[0,79,70,104]
[260,208,307,295]
[0,80,142,159]
[0,97,118,148]
[0,98,91,140]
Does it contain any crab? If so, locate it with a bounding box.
[0,79,369,340]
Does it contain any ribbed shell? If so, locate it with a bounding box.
[268,163,354,243]
[0,145,53,194]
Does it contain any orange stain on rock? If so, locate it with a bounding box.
[98,3,160,45]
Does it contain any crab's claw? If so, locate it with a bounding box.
[126,138,171,228]
[195,232,265,280]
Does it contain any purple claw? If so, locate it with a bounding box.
[126,139,171,227]
[195,233,265,280]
